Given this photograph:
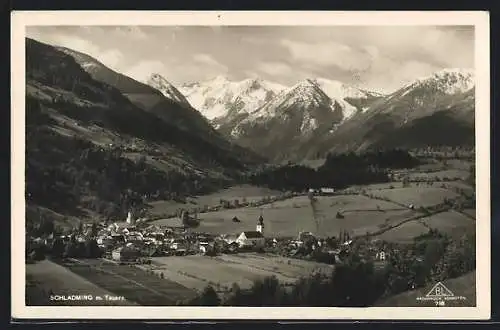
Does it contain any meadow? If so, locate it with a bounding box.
[366,187,460,208]
[406,169,470,181]
[154,193,415,238]
[147,253,334,292]
[148,184,282,217]
[59,258,197,305]
[151,180,473,241]
[25,259,136,306]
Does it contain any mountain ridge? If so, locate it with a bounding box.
[57,44,264,166]
[192,68,475,162]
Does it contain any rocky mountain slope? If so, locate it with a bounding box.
[58,47,263,166]
[194,69,475,163]
[309,68,476,157]
[146,73,192,108]
[215,79,384,162]
[25,38,262,227]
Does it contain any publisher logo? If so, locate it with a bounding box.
[416,282,467,306]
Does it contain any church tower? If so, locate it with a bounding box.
[256,212,264,234]
[126,210,135,225]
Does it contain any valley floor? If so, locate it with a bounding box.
[25,159,477,307]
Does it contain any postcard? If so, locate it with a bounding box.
[11,10,490,320]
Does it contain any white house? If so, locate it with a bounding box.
[236,231,265,249]
[376,251,387,261]
[320,187,335,194]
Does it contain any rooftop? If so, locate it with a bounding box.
[242,231,264,239]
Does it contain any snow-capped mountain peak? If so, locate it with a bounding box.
[57,47,105,75]
[243,79,332,122]
[179,77,287,120]
[405,68,475,95]
[146,73,191,107]
[312,77,382,99]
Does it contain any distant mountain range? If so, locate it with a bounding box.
[178,76,286,129]
[153,69,474,162]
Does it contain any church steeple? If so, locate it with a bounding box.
[256,211,264,233]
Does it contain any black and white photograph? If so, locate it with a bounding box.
[11,11,490,320]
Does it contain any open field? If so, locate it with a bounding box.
[354,180,473,194]
[148,184,282,217]
[60,258,197,305]
[445,159,474,171]
[367,187,459,208]
[26,259,136,306]
[148,253,334,292]
[421,210,475,236]
[374,209,474,243]
[153,194,416,238]
[406,169,470,181]
[375,271,476,307]
[375,220,430,243]
[461,208,476,219]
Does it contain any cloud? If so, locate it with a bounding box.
[256,61,292,77]
[124,60,168,83]
[280,39,373,72]
[112,26,148,40]
[241,36,269,45]
[42,34,125,71]
[26,25,474,93]
[192,53,228,70]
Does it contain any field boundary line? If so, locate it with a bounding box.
[451,209,476,222]
[67,258,173,300]
[360,207,451,239]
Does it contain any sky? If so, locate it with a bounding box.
[26,25,474,94]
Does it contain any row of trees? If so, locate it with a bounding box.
[26,235,103,262]
[248,149,420,192]
[186,259,386,307]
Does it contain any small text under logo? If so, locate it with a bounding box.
[416,282,467,306]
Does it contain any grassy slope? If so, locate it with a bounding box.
[25,38,260,226]
[26,259,136,306]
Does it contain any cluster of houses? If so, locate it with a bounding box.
[28,204,389,270]
[265,228,390,268]
[90,211,268,263]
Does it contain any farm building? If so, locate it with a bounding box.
[222,234,239,245]
[111,246,141,262]
[320,187,335,195]
[236,231,265,249]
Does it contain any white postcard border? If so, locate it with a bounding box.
[11,10,491,320]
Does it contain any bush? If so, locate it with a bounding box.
[195,286,221,306]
